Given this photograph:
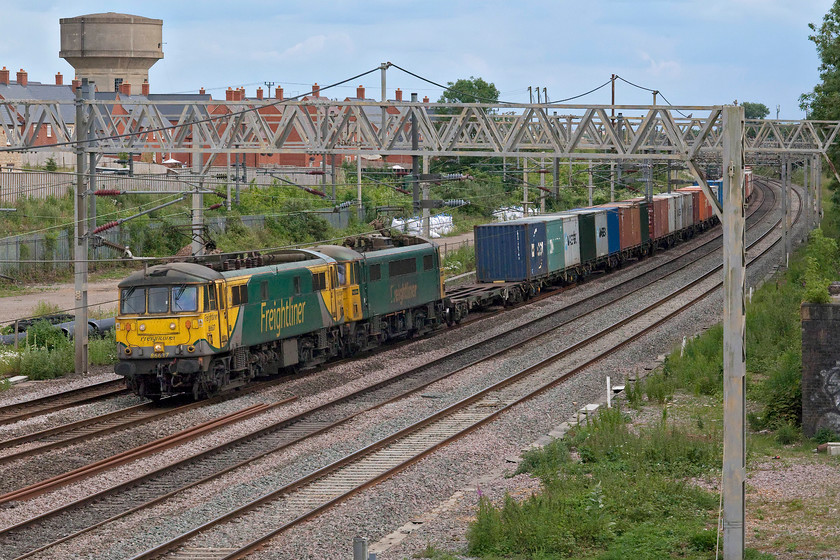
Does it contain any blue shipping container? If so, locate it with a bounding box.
[588,206,620,256]
[474,221,547,282]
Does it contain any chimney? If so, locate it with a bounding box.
[199,87,205,95]
[16,69,27,87]
[356,85,365,99]
[312,82,320,98]
[0,67,8,85]
[55,72,63,86]
[395,88,402,102]
[119,83,131,96]
[256,87,264,100]
[71,78,81,93]
[275,86,284,100]
[226,87,233,101]
[141,80,149,96]
[237,87,245,101]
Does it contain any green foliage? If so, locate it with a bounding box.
[411,544,458,559]
[801,2,840,168]
[742,101,770,119]
[437,76,500,106]
[89,330,117,365]
[775,422,801,445]
[44,157,58,172]
[663,325,724,396]
[812,427,839,444]
[440,245,475,277]
[469,407,720,558]
[31,300,62,317]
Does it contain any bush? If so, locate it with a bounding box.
[775,422,800,445]
[813,427,839,444]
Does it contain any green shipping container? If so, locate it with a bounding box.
[575,211,597,264]
[638,201,650,244]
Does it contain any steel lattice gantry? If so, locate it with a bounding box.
[1,99,838,160]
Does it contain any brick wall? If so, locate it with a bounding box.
[800,300,840,437]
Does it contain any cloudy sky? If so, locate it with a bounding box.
[2,0,834,117]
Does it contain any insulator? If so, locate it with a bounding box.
[395,187,411,195]
[94,189,123,196]
[303,187,328,198]
[93,221,120,234]
[307,170,326,175]
[208,203,222,210]
[213,190,228,199]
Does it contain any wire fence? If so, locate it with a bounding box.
[0,166,341,202]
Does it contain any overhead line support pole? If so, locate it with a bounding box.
[721,104,746,560]
[74,79,91,376]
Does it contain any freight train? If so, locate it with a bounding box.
[115,171,753,400]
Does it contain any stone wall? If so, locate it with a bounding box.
[801,298,840,437]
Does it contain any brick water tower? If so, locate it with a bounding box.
[59,12,163,93]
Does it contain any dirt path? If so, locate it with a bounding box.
[1,279,120,324]
[0,234,475,325]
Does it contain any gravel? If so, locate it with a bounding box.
[5,180,818,559]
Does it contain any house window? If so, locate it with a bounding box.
[114,78,123,90]
[46,125,52,138]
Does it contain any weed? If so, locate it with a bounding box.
[812,427,839,444]
[775,423,800,445]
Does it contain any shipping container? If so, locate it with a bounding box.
[680,190,695,229]
[638,200,650,244]
[677,186,713,222]
[652,196,668,239]
[572,210,597,264]
[708,179,724,206]
[474,220,547,282]
[568,208,610,258]
[561,214,581,269]
[518,214,574,273]
[599,201,642,250]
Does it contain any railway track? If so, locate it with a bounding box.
[0,379,128,427]
[124,181,798,560]
[0,180,794,559]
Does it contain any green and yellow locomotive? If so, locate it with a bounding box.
[115,235,447,400]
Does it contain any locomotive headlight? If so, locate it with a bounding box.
[139,323,146,332]
[169,322,176,330]
[154,343,164,353]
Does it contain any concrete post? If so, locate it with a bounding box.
[588,160,593,206]
[353,537,368,560]
[226,153,232,211]
[357,150,363,218]
[721,105,746,560]
[803,157,810,241]
[422,155,430,237]
[74,79,91,376]
[191,135,203,256]
[817,155,823,224]
[782,155,789,268]
[540,156,546,213]
[553,157,560,199]
[785,157,791,265]
[610,161,615,202]
[411,93,419,215]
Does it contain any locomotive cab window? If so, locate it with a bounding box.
[260,281,269,301]
[312,272,327,291]
[231,285,248,306]
[173,286,198,312]
[204,285,217,311]
[293,276,301,295]
[148,286,170,314]
[120,287,145,314]
[423,254,433,271]
[369,264,381,281]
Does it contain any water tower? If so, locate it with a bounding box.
[59,12,163,93]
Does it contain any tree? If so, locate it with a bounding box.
[801,1,840,191]
[742,101,769,119]
[437,76,500,107]
[800,1,840,121]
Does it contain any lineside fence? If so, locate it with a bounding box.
[0,166,341,202]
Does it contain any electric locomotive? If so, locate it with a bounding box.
[115,235,447,400]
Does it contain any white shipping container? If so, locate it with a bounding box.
[560,214,581,268]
